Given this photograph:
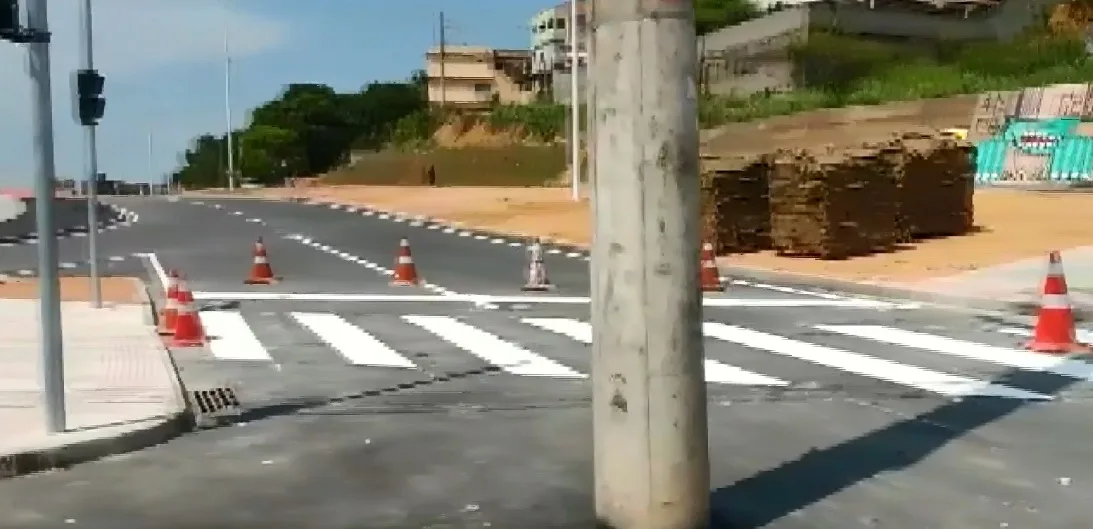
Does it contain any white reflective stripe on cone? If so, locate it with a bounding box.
[398,256,413,264]
[254,256,268,264]
[1040,294,1072,309]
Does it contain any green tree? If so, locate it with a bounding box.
[695,0,761,35]
[240,125,303,184]
[250,83,349,174]
[174,76,428,189]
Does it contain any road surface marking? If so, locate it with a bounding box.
[403,315,585,378]
[199,310,273,361]
[521,317,787,386]
[996,326,1093,347]
[137,252,170,290]
[189,291,907,308]
[290,312,416,368]
[702,322,1050,400]
[821,325,1093,381]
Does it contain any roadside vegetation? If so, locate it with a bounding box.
[172,0,1093,189]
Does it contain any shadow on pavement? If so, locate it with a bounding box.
[193,332,1080,528]
[709,364,1081,528]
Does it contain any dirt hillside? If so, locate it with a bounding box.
[700,95,979,158]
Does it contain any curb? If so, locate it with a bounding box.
[0,274,192,480]
[717,265,1093,325]
[0,413,190,479]
[290,198,592,258]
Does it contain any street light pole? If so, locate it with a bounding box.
[590,0,708,527]
[223,26,236,191]
[568,0,580,201]
[26,0,67,433]
[79,0,102,308]
[147,131,154,194]
[584,1,595,189]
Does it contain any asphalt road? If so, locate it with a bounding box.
[0,199,137,276]
[0,196,1089,528]
[0,198,103,241]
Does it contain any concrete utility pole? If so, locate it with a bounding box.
[568,0,581,201]
[80,0,102,308]
[26,0,67,433]
[223,26,236,191]
[590,0,709,527]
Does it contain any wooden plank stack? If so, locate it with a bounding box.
[767,149,898,259]
[894,133,975,238]
[700,155,771,254]
[698,130,975,261]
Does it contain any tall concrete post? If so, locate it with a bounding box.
[26,0,67,433]
[590,0,709,528]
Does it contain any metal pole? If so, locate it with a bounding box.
[584,2,595,188]
[223,27,235,191]
[26,0,67,434]
[569,0,581,201]
[590,0,708,527]
[79,0,102,309]
[147,131,154,194]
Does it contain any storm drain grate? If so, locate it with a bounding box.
[187,386,243,428]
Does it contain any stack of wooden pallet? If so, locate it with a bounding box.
[700,155,772,254]
[896,133,976,238]
[767,149,899,259]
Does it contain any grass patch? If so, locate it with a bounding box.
[324,145,569,186]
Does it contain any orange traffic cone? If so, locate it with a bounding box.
[171,277,206,347]
[157,269,181,336]
[244,237,279,284]
[1026,251,1089,354]
[522,238,555,292]
[391,237,423,286]
[700,242,725,292]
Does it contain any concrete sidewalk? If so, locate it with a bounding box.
[0,297,189,478]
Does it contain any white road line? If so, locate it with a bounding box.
[702,322,1050,400]
[290,312,416,368]
[521,317,786,386]
[820,325,1093,381]
[404,315,585,378]
[188,291,906,308]
[997,326,1093,347]
[137,252,170,291]
[199,311,273,361]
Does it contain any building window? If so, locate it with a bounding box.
[474,83,492,93]
[556,18,565,29]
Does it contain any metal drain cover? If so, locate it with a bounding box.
[187,386,243,428]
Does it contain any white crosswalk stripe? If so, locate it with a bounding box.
[817,325,1093,381]
[521,318,788,386]
[191,310,1076,400]
[199,310,273,361]
[403,315,585,378]
[702,323,1049,401]
[290,312,416,368]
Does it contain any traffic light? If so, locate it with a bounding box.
[0,0,18,40]
[73,69,106,126]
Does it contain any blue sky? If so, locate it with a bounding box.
[0,0,547,187]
